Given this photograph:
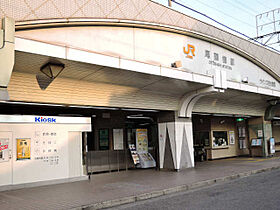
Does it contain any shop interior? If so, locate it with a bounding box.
[86,110,159,173]
[192,114,250,161]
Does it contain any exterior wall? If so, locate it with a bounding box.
[2,0,280,80]
[209,117,238,159]
[193,116,250,160]
[16,27,183,68]
[0,117,91,187]
[15,26,280,91]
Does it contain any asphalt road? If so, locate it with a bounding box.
[111,168,280,210]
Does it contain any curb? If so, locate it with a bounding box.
[79,165,280,210]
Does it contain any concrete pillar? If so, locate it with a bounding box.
[158,112,194,171]
[0,17,15,100]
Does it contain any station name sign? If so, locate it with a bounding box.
[183,43,235,70]
[35,117,56,123]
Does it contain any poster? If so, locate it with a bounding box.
[0,139,9,162]
[257,130,263,138]
[128,144,140,165]
[229,131,235,145]
[99,129,109,150]
[136,129,148,153]
[270,138,275,154]
[113,129,124,150]
[239,138,246,149]
[17,138,31,160]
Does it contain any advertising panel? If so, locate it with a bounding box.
[136,129,148,153]
[229,131,235,145]
[17,138,31,160]
[99,129,109,150]
[0,138,9,162]
[113,129,124,150]
[270,138,275,154]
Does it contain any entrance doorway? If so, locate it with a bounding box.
[86,110,159,174]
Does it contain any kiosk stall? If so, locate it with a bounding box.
[0,115,91,190]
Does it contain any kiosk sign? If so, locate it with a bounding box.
[35,117,56,123]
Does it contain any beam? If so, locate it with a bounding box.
[178,86,224,118]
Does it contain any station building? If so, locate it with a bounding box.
[0,0,280,189]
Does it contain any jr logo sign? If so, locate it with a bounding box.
[183,44,195,59]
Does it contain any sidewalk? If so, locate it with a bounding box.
[1,157,280,210]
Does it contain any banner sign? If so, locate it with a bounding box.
[136,129,148,153]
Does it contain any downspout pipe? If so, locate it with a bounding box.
[0,17,15,100]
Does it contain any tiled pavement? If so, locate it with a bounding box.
[0,157,280,210]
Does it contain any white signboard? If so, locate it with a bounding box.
[181,37,280,91]
[113,129,124,150]
[0,138,9,162]
[258,130,263,138]
[229,131,235,145]
[270,138,275,154]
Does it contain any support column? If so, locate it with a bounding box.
[0,17,15,100]
[158,112,194,171]
[159,86,224,171]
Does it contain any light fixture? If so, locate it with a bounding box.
[241,77,248,83]
[171,61,182,68]
[40,62,65,79]
[236,118,244,122]
[121,108,158,112]
[268,99,280,106]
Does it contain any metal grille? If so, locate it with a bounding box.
[86,149,132,173]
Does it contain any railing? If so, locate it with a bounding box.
[86,149,133,174]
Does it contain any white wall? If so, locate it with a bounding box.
[16,26,280,91]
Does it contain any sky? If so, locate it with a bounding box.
[152,0,280,51]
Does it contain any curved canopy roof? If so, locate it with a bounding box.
[1,0,280,81]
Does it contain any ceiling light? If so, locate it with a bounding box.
[40,62,65,79]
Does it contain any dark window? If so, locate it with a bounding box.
[99,129,109,150]
[213,131,228,147]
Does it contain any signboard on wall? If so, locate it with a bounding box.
[0,138,9,162]
[229,131,235,145]
[270,138,275,154]
[136,129,148,153]
[181,37,280,91]
[17,138,31,160]
[257,130,263,138]
[113,129,124,150]
[99,129,109,150]
[251,138,262,146]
